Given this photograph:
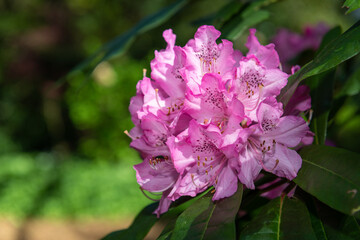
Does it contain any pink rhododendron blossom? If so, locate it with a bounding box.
[127,25,313,216]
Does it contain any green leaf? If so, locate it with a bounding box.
[299,189,360,240]
[343,0,360,14]
[294,145,360,219]
[337,67,360,97]
[307,69,336,145]
[222,0,281,40]
[278,20,360,105]
[170,185,243,240]
[69,0,188,76]
[239,196,317,240]
[101,203,158,240]
[192,0,244,28]
[101,187,214,240]
[309,195,360,240]
[222,10,269,41]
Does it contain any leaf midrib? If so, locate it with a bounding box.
[277,196,284,240]
[301,159,359,189]
[200,203,216,239]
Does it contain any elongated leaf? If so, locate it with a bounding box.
[307,69,335,145]
[69,0,188,76]
[193,0,244,28]
[222,0,281,40]
[222,10,269,41]
[312,196,360,240]
[279,20,360,105]
[102,187,214,240]
[294,145,360,219]
[240,196,317,240]
[171,185,243,240]
[299,188,360,240]
[343,0,360,14]
[101,203,158,240]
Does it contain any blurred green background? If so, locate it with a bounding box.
[0,0,359,235]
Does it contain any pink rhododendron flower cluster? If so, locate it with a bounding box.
[127,25,312,216]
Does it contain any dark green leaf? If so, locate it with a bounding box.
[307,69,336,145]
[101,203,158,240]
[279,20,360,105]
[69,0,188,76]
[102,187,214,240]
[222,10,269,41]
[337,67,360,97]
[295,145,360,219]
[299,189,360,240]
[343,0,360,14]
[171,185,243,240]
[310,195,360,240]
[193,0,244,28]
[222,0,281,40]
[239,196,317,240]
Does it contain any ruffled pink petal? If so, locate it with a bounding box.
[262,69,288,98]
[134,156,178,192]
[264,115,308,148]
[213,163,238,200]
[154,190,173,218]
[257,97,283,132]
[184,73,227,123]
[263,144,302,180]
[237,146,262,189]
[246,29,280,69]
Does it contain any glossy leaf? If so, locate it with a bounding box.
[308,195,360,240]
[299,189,360,240]
[69,0,188,76]
[101,203,158,240]
[279,20,360,105]
[171,185,243,240]
[343,0,360,14]
[295,145,360,219]
[307,69,335,145]
[240,196,317,240]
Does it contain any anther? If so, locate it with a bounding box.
[143,69,147,78]
[240,119,248,128]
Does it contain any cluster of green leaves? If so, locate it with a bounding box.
[94,0,360,239]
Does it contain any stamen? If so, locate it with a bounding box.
[307,109,313,125]
[259,154,279,172]
[143,68,147,78]
[124,130,136,140]
[191,174,200,188]
[248,85,263,111]
[139,187,160,202]
[154,89,162,109]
